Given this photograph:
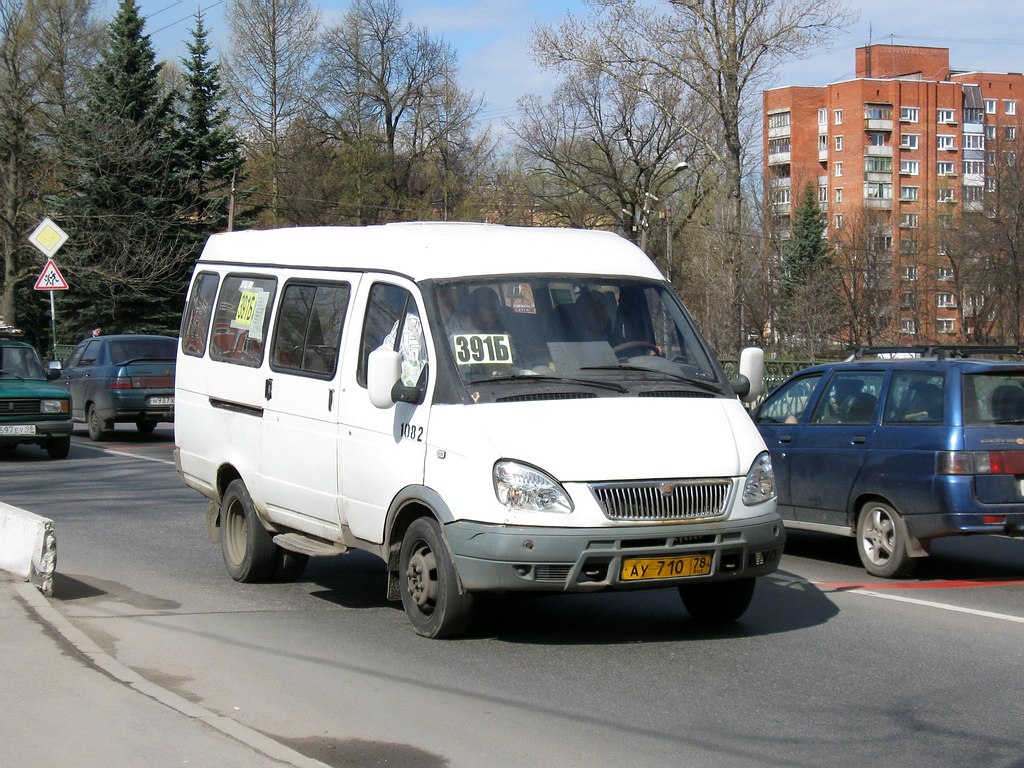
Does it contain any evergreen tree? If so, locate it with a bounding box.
[782,183,830,293]
[176,11,254,239]
[53,0,190,336]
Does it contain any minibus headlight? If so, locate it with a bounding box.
[742,452,776,505]
[494,460,573,513]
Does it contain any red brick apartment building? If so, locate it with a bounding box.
[764,44,1024,343]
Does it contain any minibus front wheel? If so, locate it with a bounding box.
[220,479,277,583]
[399,517,474,639]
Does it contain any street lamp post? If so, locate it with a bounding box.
[635,161,688,255]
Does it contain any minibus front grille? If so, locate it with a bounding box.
[496,392,597,402]
[590,479,731,522]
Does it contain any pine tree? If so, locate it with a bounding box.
[176,11,254,240]
[782,183,830,294]
[53,0,190,336]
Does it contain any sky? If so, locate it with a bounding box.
[109,0,1024,129]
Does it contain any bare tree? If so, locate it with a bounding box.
[536,0,853,352]
[832,210,897,347]
[224,0,320,226]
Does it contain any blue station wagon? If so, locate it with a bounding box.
[753,349,1024,577]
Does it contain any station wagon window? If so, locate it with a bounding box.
[755,374,822,424]
[962,374,1024,424]
[883,372,945,423]
[180,272,219,358]
[271,281,350,377]
[811,372,884,425]
[210,275,277,367]
[358,283,425,388]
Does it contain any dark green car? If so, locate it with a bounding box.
[0,332,73,459]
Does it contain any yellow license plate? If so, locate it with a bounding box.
[621,553,713,582]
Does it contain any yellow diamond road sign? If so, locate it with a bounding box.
[28,217,68,258]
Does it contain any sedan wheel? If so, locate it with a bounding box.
[856,501,916,578]
[86,404,109,441]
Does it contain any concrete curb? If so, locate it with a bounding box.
[0,501,56,595]
[15,581,333,768]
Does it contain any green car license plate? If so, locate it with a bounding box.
[620,553,713,582]
[0,424,35,436]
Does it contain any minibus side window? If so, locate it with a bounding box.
[210,275,277,367]
[180,272,220,358]
[357,283,424,387]
[270,281,351,377]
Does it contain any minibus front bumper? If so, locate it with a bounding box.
[444,513,785,593]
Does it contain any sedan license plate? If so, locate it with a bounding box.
[0,424,35,436]
[621,553,713,582]
[149,396,174,406]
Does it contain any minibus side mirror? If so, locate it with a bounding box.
[368,349,401,408]
[46,360,63,380]
[731,347,764,403]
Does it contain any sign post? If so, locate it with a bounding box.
[28,218,70,358]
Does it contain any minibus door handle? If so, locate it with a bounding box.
[265,378,273,400]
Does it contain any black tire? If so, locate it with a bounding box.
[47,435,71,459]
[856,501,916,578]
[679,578,756,624]
[220,479,277,583]
[136,419,157,435]
[274,550,309,582]
[399,517,473,639]
[86,404,108,441]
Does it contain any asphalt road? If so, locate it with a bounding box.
[3,425,1024,767]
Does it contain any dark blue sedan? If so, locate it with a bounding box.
[752,353,1024,577]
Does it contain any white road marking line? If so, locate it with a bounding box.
[73,440,175,466]
[852,589,1024,624]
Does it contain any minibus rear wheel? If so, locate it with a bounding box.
[399,517,473,639]
[220,479,277,583]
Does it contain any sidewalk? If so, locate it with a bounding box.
[0,574,330,768]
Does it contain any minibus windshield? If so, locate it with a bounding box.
[430,277,722,393]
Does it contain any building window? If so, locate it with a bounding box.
[937,161,955,176]
[937,108,955,124]
[1006,126,1017,141]
[987,176,997,192]
[900,292,915,308]
[900,213,919,228]
[865,104,893,120]
[964,134,985,150]
[866,156,892,173]
[900,186,919,201]
[900,159,919,175]
[964,107,984,123]
[900,106,919,122]
[902,265,918,281]
[937,134,956,150]
[937,318,955,333]
[834,161,843,177]
[987,151,997,165]
[937,188,955,203]
[835,136,844,151]
[900,239,917,254]
[773,188,791,205]
[865,182,892,199]
[818,108,828,125]
[768,137,790,155]
[985,99,997,114]
[938,267,954,281]
[900,134,919,149]
[963,186,984,204]
[873,235,893,252]
[1007,151,1018,167]
[835,188,843,203]
[834,214,843,229]
[1006,100,1017,116]
[937,293,956,308]
[963,160,984,175]
[818,134,828,152]
[985,125,997,140]
[937,214,953,228]
[834,109,843,125]
[867,131,887,146]
[901,319,917,334]
[768,111,791,129]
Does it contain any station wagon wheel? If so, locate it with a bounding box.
[856,501,916,579]
[399,517,473,639]
[679,578,756,624]
[86,404,108,441]
[220,479,277,583]
[135,419,157,435]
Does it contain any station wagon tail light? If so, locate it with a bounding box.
[938,450,1024,475]
[40,398,68,414]
[494,460,573,513]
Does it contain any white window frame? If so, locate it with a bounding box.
[937,293,956,308]
[900,213,919,229]
[937,318,955,333]
[818,108,828,125]
[902,265,918,281]
[937,108,955,124]
[937,161,955,176]
[834,109,843,125]
[900,159,919,175]
[985,99,997,114]
[964,134,985,150]
[938,267,954,281]
[937,134,956,150]
[1006,100,1017,116]
[900,186,919,201]
[835,136,844,151]
[901,319,916,334]
[835,188,843,204]
[834,161,843,177]
[963,160,984,175]
[937,188,955,203]
[900,134,919,149]
[833,214,843,229]
[900,106,919,122]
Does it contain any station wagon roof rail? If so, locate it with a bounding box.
[846,345,1024,361]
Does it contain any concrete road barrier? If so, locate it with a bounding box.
[0,502,55,595]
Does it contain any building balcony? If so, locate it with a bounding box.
[865,171,893,183]
[818,149,828,162]
[866,145,893,157]
[865,119,894,131]
[864,198,894,209]
[768,152,791,166]
[963,200,984,212]
[767,125,791,139]
[770,176,792,188]
[963,122,984,134]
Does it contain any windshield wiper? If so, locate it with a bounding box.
[469,373,628,393]
[579,364,723,393]
[0,369,26,380]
